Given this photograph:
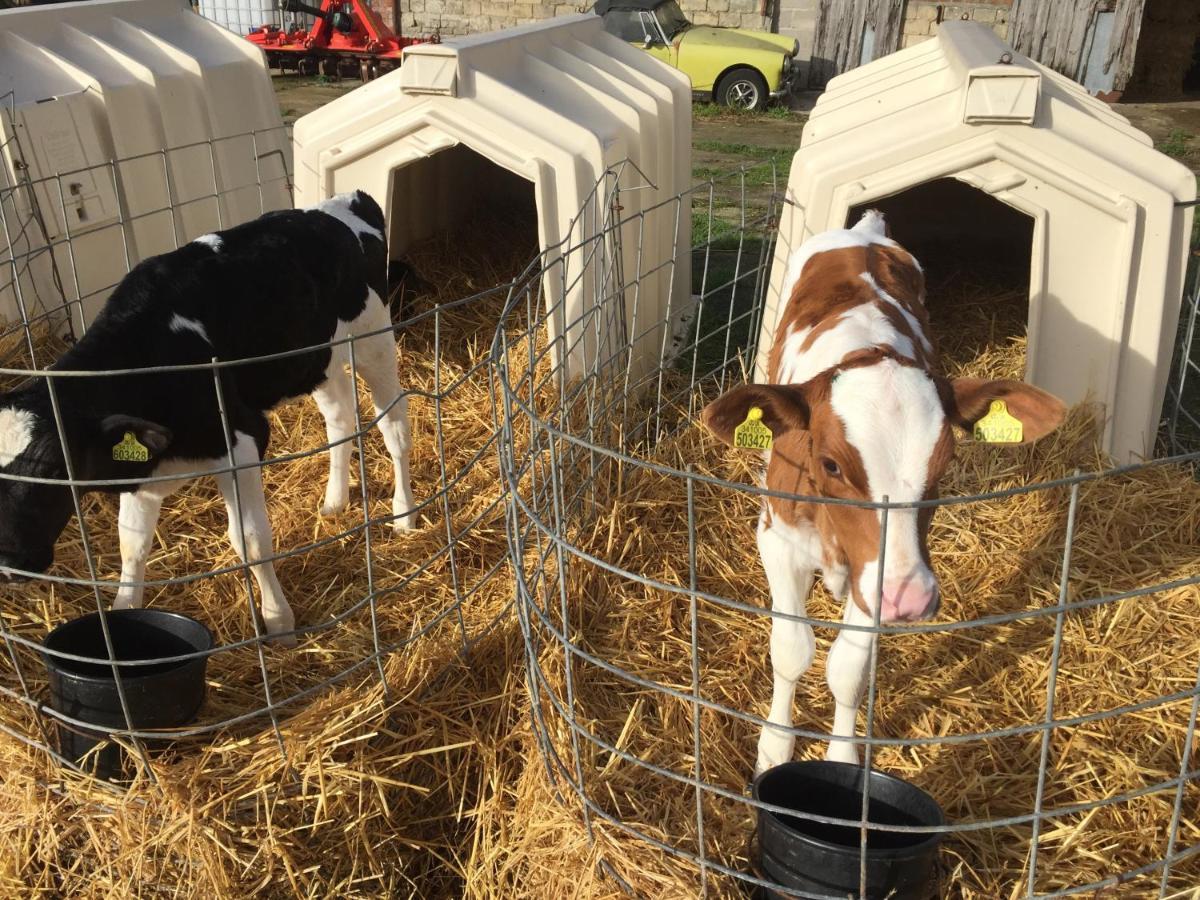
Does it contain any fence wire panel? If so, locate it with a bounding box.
[1165,210,1200,456]
[3,105,1199,897]
[495,167,1200,898]
[0,126,529,783]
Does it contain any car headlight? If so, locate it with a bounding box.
[792,39,799,57]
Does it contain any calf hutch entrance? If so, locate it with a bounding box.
[760,21,1197,463]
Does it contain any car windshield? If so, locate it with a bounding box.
[654,0,691,40]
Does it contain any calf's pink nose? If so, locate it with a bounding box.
[880,579,939,622]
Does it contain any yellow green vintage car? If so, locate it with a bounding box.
[594,0,799,110]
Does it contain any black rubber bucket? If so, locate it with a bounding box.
[41,609,213,780]
[752,761,944,899]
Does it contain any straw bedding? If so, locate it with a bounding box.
[0,240,1197,898]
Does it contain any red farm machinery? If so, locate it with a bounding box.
[246,0,439,81]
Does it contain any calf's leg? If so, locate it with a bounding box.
[825,601,874,764]
[755,514,818,775]
[351,291,415,531]
[313,353,356,515]
[114,475,188,610]
[114,491,164,610]
[216,432,295,644]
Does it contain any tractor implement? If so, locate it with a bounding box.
[246,0,438,81]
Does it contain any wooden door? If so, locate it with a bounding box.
[808,0,905,88]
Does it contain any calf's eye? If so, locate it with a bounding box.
[821,457,841,478]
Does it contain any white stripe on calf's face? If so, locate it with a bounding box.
[830,361,943,618]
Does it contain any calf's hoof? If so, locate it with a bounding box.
[392,498,417,531]
[825,741,859,766]
[755,731,795,776]
[320,492,350,517]
[263,612,297,647]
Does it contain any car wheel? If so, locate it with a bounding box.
[716,67,768,112]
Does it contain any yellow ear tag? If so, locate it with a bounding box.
[733,406,774,451]
[973,400,1023,444]
[112,431,149,463]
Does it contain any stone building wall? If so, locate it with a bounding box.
[377,0,768,40]
[900,0,1012,49]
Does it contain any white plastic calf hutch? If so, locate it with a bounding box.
[758,21,1197,463]
[0,0,289,333]
[292,15,692,383]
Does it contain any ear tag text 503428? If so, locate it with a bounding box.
[973,400,1023,444]
[112,431,149,463]
[733,406,773,451]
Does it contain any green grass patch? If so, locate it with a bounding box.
[692,102,803,121]
[692,141,792,187]
[692,164,785,189]
[693,103,726,119]
[690,210,741,245]
[681,238,770,379]
[693,139,786,159]
[1159,128,1195,160]
[1193,176,1199,247]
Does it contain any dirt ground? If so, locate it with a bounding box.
[1118,99,1200,173]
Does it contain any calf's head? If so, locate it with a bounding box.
[702,358,1066,623]
[0,401,171,578]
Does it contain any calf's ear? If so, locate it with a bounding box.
[701,384,810,447]
[943,378,1067,444]
[98,415,173,459]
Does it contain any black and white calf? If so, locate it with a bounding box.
[0,190,415,642]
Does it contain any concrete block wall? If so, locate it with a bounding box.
[776,0,816,76]
[901,0,1012,49]
[682,0,770,31]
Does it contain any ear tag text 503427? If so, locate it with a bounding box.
[112,431,149,463]
[973,400,1023,444]
[733,406,773,451]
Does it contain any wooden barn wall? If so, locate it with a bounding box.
[1008,0,1145,91]
[808,0,905,88]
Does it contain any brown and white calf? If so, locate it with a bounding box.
[703,211,1066,773]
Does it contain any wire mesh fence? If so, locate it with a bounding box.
[1165,203,1200,456]
[0,111,534,786]
[494,167,1200,897]
[3,90,1200,895]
